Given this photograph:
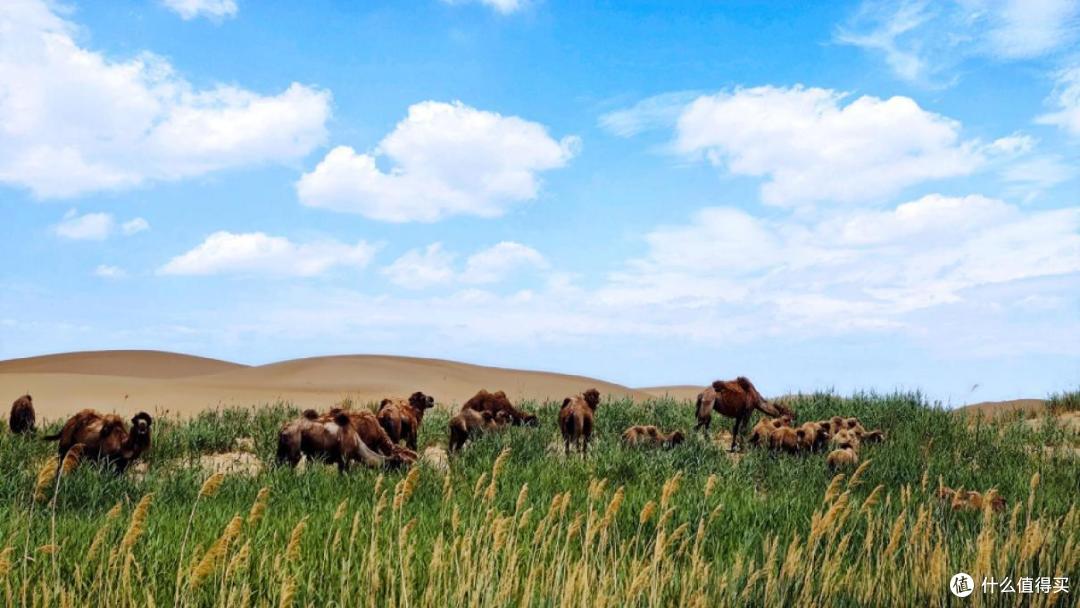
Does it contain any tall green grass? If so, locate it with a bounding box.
[0,392,1076,607]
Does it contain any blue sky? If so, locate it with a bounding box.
[1,0,1078,404]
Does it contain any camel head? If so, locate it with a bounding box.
[583,388,601,409]
[129,412,153,443]
[409,391,435,411]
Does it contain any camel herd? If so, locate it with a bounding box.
[5,377,887,475]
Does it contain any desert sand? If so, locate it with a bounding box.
[0,350,653,420]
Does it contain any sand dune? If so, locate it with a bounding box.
[0,350,650,420]
[0,350,245,378]
[957,399,1049,418]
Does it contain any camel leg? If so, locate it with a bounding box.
[565,438,571,456]
[729,417,742,452]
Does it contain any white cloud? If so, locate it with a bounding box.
[598,91,700,137]
[462,241,547,284]
[160,231,376,277]
[297,101,578,222]
[836,1,1080,83]
[381,243,457,289]
[382,241,547,288]
[673,86,989,207]
[121,217,150,236]
[53,210,150,240]
[970,0,1080,59]
[94,265,127,279]
[604,195,1080,321]
[440,0,526,14]
[54,210,114,240]
[161,0,238,21]
[0,0,330,198]
[1038,66,1080,136]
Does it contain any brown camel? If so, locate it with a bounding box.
[939,487,1006,513]
[695,377,792,452]
[377,391,435,450]
[277,412,395,471]
[448,409,512,452]
[748,414,794,446]
[622,425,685,448]
[559,388,600,456]
[319,407,417,466]
[43,409,153,472]
[9,394,36,434]
[461,389,538,426]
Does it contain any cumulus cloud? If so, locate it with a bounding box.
[440,0,526,14]
[673,86,995,207]
[53,210,148,241]
[462,241,547,284]
[159,231,376,277]
[1038,65,1080,137]
[161,0,238,21]
[836,0,1080,83]
[297,101,578,222]
[382,241,547,288]
[0,0,330,198]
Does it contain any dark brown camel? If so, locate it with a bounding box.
[695,377,792,452]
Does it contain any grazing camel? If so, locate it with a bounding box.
[9,394,36,434]
[462,390,538,426]
[43,410,153,472]
[696,377,793,452]
[559,388,600,456]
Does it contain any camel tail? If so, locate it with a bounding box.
[564,411,578,439]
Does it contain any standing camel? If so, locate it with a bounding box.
[695,377,793,452]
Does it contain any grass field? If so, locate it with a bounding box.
[1,392,1077,607]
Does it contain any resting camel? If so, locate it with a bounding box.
[622,425,685,448]
[43,409,153,472]
[560,388,600,456]
[748,414,794,446]
[696,377,793,452]
[827,446,859,471]
[798,421,831,452]
[277,412,397,471]
[377,391,435,450]
[462,389,538,426]
[9,394,36,434]
[938,487,1006,513]
[448,409,512,452]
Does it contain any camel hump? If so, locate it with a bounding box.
[302,409,319,420]
[735,376,754,392]
[711,380,724,391]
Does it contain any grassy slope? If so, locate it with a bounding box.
[0,392,1077,607]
